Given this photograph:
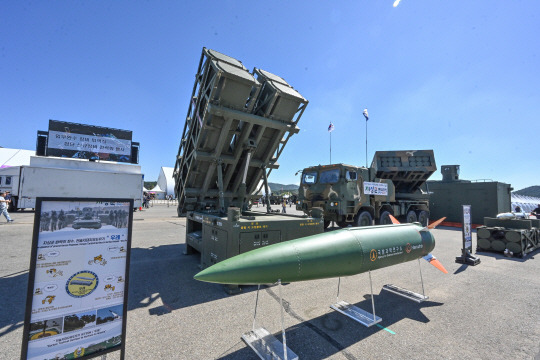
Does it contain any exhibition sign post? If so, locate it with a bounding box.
[455,204,481,265]
[21,198,133,360]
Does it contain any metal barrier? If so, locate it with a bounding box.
[149,199,179,207]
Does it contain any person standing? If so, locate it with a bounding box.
[0,191,13,223]
[282,199,287,214]
[58,210,66,229]
[531,204,540,219]
[50,210,58,231]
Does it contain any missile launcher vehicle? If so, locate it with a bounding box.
[297,150,436,228]
[173,48,323,288]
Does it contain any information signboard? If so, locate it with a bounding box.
[21,198,133,360]
[363,181,388,196]
[462,205,472,252]
[47,120,133,163]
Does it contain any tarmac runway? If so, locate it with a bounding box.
[1,204,540,359]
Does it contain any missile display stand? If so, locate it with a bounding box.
[382,259,429,303]
[330,271,382,327]
[242,281,298,360]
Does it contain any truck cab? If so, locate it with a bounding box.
[297,164,393,228]
[297,150,436,228]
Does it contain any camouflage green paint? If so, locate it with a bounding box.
[297,150,436,227]
[194,223,435,285]
[185,209,324,270]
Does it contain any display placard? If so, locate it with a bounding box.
[364,182,388,196]
[21,198,133,360]
[462,205,472,252]
[47,120,133,163]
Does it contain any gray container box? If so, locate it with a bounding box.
[253,68,307,123]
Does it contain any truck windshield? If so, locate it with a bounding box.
[320,169,339,184]
[302,172,317,184]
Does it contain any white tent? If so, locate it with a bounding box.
[148,184,166,199]
[157,167,175,198]
[511,193,540,213]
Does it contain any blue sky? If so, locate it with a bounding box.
[1,1,538,191]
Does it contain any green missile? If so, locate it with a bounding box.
[194,223,447,285]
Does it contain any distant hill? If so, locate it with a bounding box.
[514,186,540,198]
[144,181,157,190]
[268,182,298,193]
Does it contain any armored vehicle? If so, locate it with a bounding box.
[297,150,436,228]
[173,48,323,290]
[72,207,102,229]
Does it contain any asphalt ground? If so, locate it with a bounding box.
[1,204,540,360]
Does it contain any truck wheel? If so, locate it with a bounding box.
[324,220,330,229]
[356,211,373,227]
[417,210,429,227]
[406,210,418,223]
[378,211,393,225]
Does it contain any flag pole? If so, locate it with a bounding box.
[328,122,334,164]
[365,118,367,167]
[363,108,369,167]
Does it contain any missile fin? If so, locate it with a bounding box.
[388,214,400,224]
[427,217,447,229]
[422,253,448,274]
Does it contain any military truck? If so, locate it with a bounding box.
[173,48,323,292]
[297,150,436,228]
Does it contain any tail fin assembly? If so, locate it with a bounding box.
[422,253,448,274]
[388,214,448,274]
[389,214,400,225]
[427,217,446,229]
[388,214,446,230]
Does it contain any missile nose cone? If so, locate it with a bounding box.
[193,268,211,282]
[194,263,233,284]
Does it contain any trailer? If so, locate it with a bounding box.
[0,156,143,211]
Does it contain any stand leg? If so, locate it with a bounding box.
[241,282,298,360]
[336,277,341,302]
[418,258,425,297]
[252,285,260,331]
[368,270,376,322]
[330,271,382,327]
[381,261,429,303]
[278,280,287,360]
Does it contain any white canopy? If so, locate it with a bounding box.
[511,193,540,213]
[149,184,165,193]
